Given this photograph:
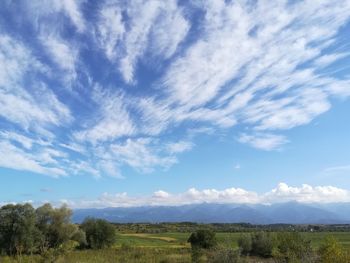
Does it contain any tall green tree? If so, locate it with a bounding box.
[35,204,86,250]
[0,204,38,256]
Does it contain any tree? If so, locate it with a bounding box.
[0,204,38,256]
[35,204,86,250]
[81,218,116,249]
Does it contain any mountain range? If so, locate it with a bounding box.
[72,202,350,224]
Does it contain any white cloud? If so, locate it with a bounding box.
[238,133,288,151]
[1,0,350,179]
[165,141,193,154]
[65,183,350,208]
[149,1,189,59]
[153,190,170,199]
[263,183,350,203]
[41,35,78,83]
[26,0,86,32]
[0,131,34,150]
[0,35,72,131]
[324,165,350,173]
[154,0,350,136]
[108,138,177,173]
[61,0,86,32]
[0,141,66,177]
[313,52,350,68]
[96,4,125,60]
[74,91,135,143]
[98,160,122,179]
[95,0,189,83]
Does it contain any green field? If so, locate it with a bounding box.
[115,231,350,250]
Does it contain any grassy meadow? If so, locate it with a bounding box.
[1,230,350,262]
[116,231,350,249]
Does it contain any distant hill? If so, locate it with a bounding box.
[72,202,350,224]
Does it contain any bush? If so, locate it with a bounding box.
[207,246,245,263]
[274,232,314,263]
[188,230,217,263]
[251,232,274,257]
[319,236,350,263]
[81,218,116,249]
[187,229,217,249]
[237,233,252,255]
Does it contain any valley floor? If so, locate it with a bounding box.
[1,231,350,262]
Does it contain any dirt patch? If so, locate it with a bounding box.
[121,233,178,242]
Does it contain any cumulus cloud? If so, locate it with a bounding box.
[61,183,350,208]
[263,183,350,203]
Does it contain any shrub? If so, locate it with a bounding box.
[319,236,350,263]
[187,229,217,249]
[251,232,274,257]
[188,230,217,262]
[81,218,116,249]
[238,233,252,255]
[207,246,245,263]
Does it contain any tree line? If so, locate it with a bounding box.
[0,203,116,259]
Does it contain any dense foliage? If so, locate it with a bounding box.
[81,218,116,249]
[187,229,217,249]
[318,236,350,263]
[0,203,115,258]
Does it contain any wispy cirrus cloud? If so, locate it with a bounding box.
[238,133,288,151]
[324,165,350,173]
[0,0,350,179]
[95,0,189,83]
[40,34,79,83]
[0,35,72,131]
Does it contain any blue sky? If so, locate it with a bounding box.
[1,0,350,207]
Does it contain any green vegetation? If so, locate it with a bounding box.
[81,218,116,249]
[1,204,350,262]
[188,230,217,249]
[0,203,115,262]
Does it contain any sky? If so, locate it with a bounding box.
[1,0,350,208]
